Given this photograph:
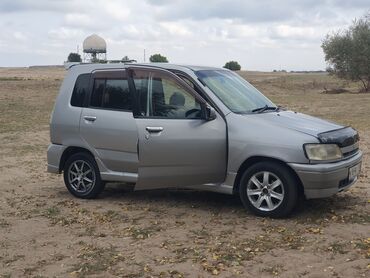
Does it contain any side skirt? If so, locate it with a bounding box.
[96,157,138,183]
[183,172,236,195]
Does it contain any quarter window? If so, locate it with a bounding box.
[71,74,90,107]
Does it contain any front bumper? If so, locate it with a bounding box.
[288,151,363,199]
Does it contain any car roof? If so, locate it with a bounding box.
[67,62,224,74]
[143,63,222,72]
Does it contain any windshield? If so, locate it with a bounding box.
[196,70,276,113]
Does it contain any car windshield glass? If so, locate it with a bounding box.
[196,70,276,113]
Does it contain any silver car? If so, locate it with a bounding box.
[47,63,362,217]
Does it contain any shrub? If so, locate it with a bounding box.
[223,61,241,71]
[67,53,81,62]
[149,54,169,63]
[322,13,370,92]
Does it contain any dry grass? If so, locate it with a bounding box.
[0,67,369,277]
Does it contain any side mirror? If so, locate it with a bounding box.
[205,105,217,121]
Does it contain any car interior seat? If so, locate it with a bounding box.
[169,92,185,107]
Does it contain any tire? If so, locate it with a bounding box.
[63,152,105,199]
[239,161,298,218]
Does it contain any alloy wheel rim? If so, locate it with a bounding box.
[68,160,95,194]
[246,171,284,212]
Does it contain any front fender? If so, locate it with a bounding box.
[226,113,318,173]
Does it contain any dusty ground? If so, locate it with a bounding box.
[0,67,369,278]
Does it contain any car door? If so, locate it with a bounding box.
[79,69,139,180]
[128,67,227,189]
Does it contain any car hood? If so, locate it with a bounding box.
[251,110,343,137]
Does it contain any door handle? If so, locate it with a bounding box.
[84,116,97,122]
[146,126,163,133]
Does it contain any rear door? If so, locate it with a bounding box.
[128,67,227,189]
[79,70,139,178]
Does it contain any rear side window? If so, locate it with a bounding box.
[71,74,90,107]
[105,79,131,110]
[89,77,132,111]
[90,79,105,107]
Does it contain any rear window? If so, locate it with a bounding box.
[71,74,90,107]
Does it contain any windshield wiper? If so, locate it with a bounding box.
[252,105,279,113]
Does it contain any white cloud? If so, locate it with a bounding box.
[0,0,368,70]
[64,13,93,28]
[48,27,84,41]
[102,1,131,21]
[13,31,28,41]
[273,25,317,39]
[160,22,191,37]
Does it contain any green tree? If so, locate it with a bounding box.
[223,61,241,71]
[122,56,130,62]
[149,53,169,63]
[322,13,370,92]
[67,52,81,62]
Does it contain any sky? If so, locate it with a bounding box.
[0,0,368,71]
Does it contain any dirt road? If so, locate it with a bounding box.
[0,67,369,277]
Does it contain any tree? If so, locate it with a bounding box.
[223,61,241,71]
[67,52,81,62]
[122,56,130,62]
[322,13,370,92]
[149,53,168,63]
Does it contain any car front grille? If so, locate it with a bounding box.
[342,147,359,158]
[318,127,360,159]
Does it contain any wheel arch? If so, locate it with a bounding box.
[233,156,304,196]
[59,146,95,172]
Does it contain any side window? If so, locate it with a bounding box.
[104,79,131,110]
[90,79,105,107]
[132,70,201,119]
[178,75,207,100]
[179,75,195,89]
[89,75,132,111]
[71,74,90,107]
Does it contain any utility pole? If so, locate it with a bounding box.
[144,49,146,62]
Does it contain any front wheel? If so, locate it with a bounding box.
[63,152,105,199]
[239,162,298,218]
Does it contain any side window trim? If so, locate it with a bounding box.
[147,73,153,117]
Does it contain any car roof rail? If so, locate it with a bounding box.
[63,60,137,70]
[107,59,137,64]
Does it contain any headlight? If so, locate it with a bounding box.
[304,144,342,161]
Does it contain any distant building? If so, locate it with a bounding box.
[83,34,107,62]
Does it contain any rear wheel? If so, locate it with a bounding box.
[239,161,298,218]
[63,153,105,199]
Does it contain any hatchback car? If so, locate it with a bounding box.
[47,63,362,217]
